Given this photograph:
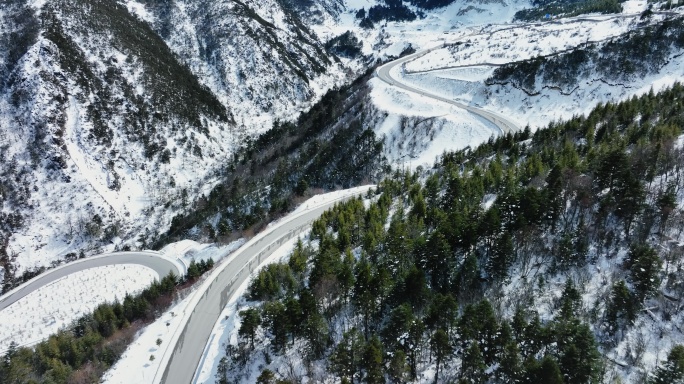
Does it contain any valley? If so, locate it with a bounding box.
[3,0,684,383]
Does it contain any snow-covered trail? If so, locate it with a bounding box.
[64,96,149,218]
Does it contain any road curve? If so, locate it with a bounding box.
[0,251,183,312]
[159,188,371,384]
[377,46,521,135]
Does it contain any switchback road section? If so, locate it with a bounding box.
[377,46,521,135]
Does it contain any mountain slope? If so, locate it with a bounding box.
[137,0,345,128]
[0,0,345,290]
[213,82,684,384]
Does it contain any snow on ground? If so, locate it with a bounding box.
[161,238,245,269]
[291,185,376,215]
[124,0,156,24]
[306,0,540,171]
[193,232,309,384]
[102,188,373,384]
[404,52,684,133]
[64,95,145,218]
[370,77,498,168]
[360,9,684,170]
[405,15,645,72]
[0,264,157,352]
[101,294,192,384]
[313,0,527,61]
[100,239,244,384]
[2,0,353,283]
[0,237,243,356]
[621,0,648,14]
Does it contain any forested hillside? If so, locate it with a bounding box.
[487,16,684,94]
[155,70,387,248]
[216,83,684,383]
[514,0,624,21]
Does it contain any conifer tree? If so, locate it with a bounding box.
[430,328,451,383]
[626,244,662,301]
[650,345,684,384]
[362,336,384,384]
[330,328,365,384]
[238,308,261,349]
[460,341,486,384]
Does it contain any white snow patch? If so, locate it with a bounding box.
[101,239,245,384]
[0,264,157,352]
[124,0,156,24]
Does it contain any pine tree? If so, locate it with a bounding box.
[401,266,430,312]
[430,329,452,383]
[238,308,261,349]
[606,280,636,335]
[187,259,201,280]
[425,293,458,335]
[650,345,684,383]
[526,355,563,384]
[626,244,662,301]
[488,232,515,280]
[498,342,523,383]
[382,304,415,348]
[304,312,330,359]
[363,336,384,384]
[559,279,582,319]
[216,357,229,384]
[407,319,425,380]
[557,322,603,384]
[256,368,277,384]
[262,301,289,353]
[388,349,409,384]
[330,328,365,384]
[648,344,684,384]
[460,341,486,383]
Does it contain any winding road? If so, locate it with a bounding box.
[157,187,372,384]
[376,44,521,135]
[0,187,370,383]
[376,9,684,135]
[0,251,182,312]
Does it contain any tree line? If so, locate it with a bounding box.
[488,17,684,93]
[0,258,213,384]
[218,82,684,383]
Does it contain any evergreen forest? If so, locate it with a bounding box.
[0,261,213,383]
[218,83,684,383]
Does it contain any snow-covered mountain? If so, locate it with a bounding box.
[2,0,682,296]
[0,0,349,288]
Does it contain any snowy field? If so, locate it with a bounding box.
[342,1,684,170]
[102,187,372,384]
[403,13,650,73]
[0,264,157,352]
[370,77,499,167]
[0,239,244,354]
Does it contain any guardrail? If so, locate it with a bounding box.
[0,251,183,310]
[153,187,374,384]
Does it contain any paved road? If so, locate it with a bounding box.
[0,251,182,311]
[159,191,369,384]
[376,45,521,134]
[377,10,684,135]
